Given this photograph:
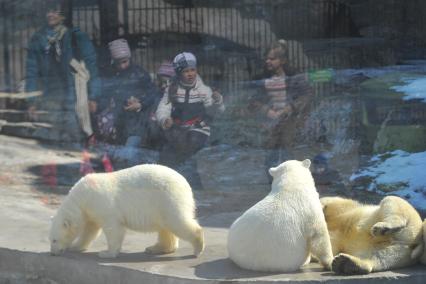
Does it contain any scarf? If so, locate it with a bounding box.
[45,25,67,62]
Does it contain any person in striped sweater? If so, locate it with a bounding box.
[250,40,313,178]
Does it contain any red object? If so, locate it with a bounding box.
[86,135,97,148]
[102,153,114,172]
[174,117,202,126]
[41,162,57,188]
[40,196,49,205]
[80,150,94,176]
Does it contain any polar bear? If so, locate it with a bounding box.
[49,164,204,258]
[419,220,426,265]
[321,196,423,274]
[227,159,333,272]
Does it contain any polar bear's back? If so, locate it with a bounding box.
[73,164,196,231]
[227,195,310,272]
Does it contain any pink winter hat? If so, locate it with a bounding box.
[157,62,175,78]
[108,38,131,60]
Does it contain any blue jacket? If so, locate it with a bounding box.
[25,26,101,101]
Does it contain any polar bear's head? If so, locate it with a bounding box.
[49,213,79,255]
[269,159,311,179]
[268,159,314,190]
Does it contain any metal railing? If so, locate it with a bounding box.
[0,0,354,94]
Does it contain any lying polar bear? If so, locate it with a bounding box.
[49,164,204,258]
[321,196,423,274]
[421,220,426,265]
[227,159,333,272]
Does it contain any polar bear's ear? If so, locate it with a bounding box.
[268,167,278,177]
[302,159,311,169]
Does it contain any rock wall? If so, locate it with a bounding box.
[342,0,426,57]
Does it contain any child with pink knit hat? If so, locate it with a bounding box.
[156,61,176,94]
[96,38,161,148]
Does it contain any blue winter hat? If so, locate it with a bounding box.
[173,52,197,73]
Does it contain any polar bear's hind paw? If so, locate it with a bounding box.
[145,245,176,255]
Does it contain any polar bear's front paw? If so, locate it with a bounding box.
[145,245,175,255]
[98,250,119,258]
[332,253,371,275]
[371,222,404,236]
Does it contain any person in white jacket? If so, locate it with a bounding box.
[155,52,224,166]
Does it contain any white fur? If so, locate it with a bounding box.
[419,219,426,265]
[227,159,333,272]
[50,164,204,258]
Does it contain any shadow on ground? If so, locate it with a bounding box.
[193,258,326,280]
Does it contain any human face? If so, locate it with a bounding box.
[265,49,285,75]
[180,67,197,85]
[46,10,64,28]
[115,58,131,71]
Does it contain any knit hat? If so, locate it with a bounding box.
[157,61,176,78]
[173,52,197,73]
[108,38,131,61]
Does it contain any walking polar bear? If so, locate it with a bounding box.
[227,159,333,272]
[321,196,424,274]
[49,164,204,258]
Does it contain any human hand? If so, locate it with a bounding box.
[267,109,281,120]
[88,100,97,113]
[124,96,142,112]
[163,118,173,129]
[282,104,293,116]
[212,90,223,104]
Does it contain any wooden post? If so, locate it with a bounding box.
[63,0,73,28]
[2,1,11,92]
[98,0,120,45]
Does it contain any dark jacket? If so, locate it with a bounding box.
[102,64,161,141]
[25,26,101,102]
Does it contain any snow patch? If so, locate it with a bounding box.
[351,150,426,211]
[391,77,426,103]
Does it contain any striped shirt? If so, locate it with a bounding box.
[264,75,288,111]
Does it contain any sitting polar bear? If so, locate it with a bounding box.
[321,196,424,274]
[49,164,204,258]
[227,159,333,272]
